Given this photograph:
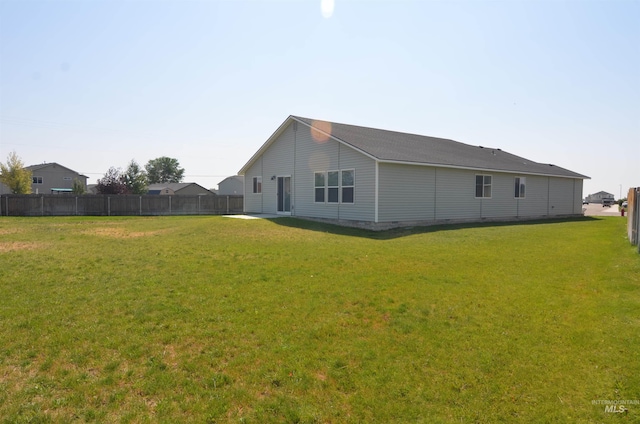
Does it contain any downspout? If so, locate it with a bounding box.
[433,168,437,220]
[547,177,550,215]
[338,144,341,220]
[374,161,379,223]
[293,121,297,216]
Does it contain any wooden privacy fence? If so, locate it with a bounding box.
[628,187,639,253]
[0,194,243,217]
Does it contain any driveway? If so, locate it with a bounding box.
[582,203,624,217]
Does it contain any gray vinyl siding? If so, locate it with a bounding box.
[261,124,296,214]
[549,177,576,215]
[377,167,581,222]
[572,179,584,214]
[480,173,517,218]
[243,158,263,213]
[336,146,375,222]
[435,168,482,220]
[293,123,340,219]
[378,163,435,222]
[515,175,548,216]
[292,123,376,221]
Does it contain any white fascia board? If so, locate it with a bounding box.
[378,159,590,180]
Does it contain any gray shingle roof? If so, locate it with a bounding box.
[292,116,588,179]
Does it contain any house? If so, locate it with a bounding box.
[147,183,213,196]
[239,115,589,229]
[217,175,244,195]
[25,162,88,194]
[585,191,615,204]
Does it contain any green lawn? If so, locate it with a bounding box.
[0,215,638,423]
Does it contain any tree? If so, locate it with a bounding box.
[72,178,86,195]
[0,151,32,194]
[122,160,148,194]
[145,157,185,184]
[96,167,128,194]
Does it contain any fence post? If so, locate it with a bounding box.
[41,195,44,216]
[139,196,142,216]
[169,196,172,215]
[108,196,111,216]
[226,196,229,214]
[198,195,201,215]
[75,197,78,216]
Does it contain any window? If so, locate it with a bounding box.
[341,170,354,203]
[252,176,262,194]
[314,172,325,202]
[515,177,526,198]
[314,170,355,204]
[475,175,492,198]
[33,176,43,184]
[327,171,339,203]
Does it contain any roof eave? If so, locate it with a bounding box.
[378,159,590,179]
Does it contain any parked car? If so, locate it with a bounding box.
[582,200,589,205]
[622,201,628,208]
[602,199,614,207]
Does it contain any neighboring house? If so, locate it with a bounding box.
[239,115,589,229]
[147,183,213,195]
[586,191,615,204]
[217,175,244,195]
[25,162,88,194]
[0,182,9,194]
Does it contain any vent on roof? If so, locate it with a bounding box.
[479,146,484,148]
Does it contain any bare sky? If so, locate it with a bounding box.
[1,0,638,198]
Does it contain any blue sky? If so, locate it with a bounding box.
[1,0,638,197]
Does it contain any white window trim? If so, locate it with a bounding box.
[515,176,526,199]
[252,176,262,194]
[314,171,325,203]
[475,174,492,199]
[340,169,355,204]
[327,170,339,204]
[313,169,356,204]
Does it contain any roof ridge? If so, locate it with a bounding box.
[292,115,461,145]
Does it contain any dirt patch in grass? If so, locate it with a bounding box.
[0,228,23,236]
[83,227,167,239]
[0,241,47,252]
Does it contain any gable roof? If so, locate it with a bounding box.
[26,162,88,178]
[147,182,212,193]
[239,115,589,179]
[218,175,244,185]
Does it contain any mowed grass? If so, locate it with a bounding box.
[0,215,638,423]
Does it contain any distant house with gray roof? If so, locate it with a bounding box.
[239,115,589,229]
[217,175,244,195]
[585,191,615,204]
[26,162,88,194]
[147,183,212,196]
